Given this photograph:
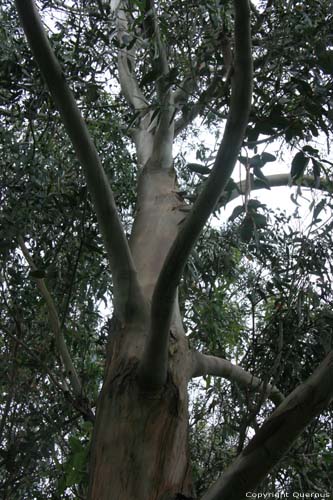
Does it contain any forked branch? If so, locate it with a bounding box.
[191,351,284,406]
[15,0,144,323]
[144,0,175,167]
[139,0,253,389]
[201,350,333,500]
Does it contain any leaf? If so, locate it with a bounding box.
[86,83,99,103]
[246,126,259,146]
[252,212,267,228]
[248,152,276,170]
[186,163,211,175]
[0,240,12,252]
[225,178,239,192]
[290,193,301,206]
[29,269,46,279]
[140,67,161,87]
[313,199,326,221]
[318,50,333,75]
[290,151,309,181]
[229,205,245,222]
[249,155,266,168]
[247,199,265,211]
[261,152,276,163]
[253,178,271,190]
[239,215,255,243]
[253,166,270,186]
[312,158,322,188]
[238,155,249,166]
[84,242,104,255]
[303,145,319,156]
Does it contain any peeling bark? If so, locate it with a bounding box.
[88,319,194,500]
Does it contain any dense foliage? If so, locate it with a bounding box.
[1,0,333,498]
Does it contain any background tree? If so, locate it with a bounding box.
[1,0,333,499]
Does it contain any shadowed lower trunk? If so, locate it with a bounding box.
[88,323,193,500]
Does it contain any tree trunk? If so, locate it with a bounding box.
[88,165,194,500]
[88,326,193,500]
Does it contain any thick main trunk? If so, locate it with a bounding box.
[88,321,193,500]
[88,165,194,499]
[129,164,187,301]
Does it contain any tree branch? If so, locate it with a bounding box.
[139,0,253,390]
[191,351,284,406]
[116,6,149,111]
[18,236,83,398]
[201,350,333,500]
[144,0,175,168]
[173,76,197,108]
[143,0,169,89]
[225,174,333,205]
[15,0,145,323]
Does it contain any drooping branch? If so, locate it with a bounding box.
[15,0,145,323]
[139,0,253,389]
[18,236,82,399]
[191,351,284,406]
[201,350,333,500]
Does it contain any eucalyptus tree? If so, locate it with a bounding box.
[1,0,333,498]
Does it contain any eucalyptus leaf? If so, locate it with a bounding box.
[29,269,46,279]
[239,215,255,243]
[187,163,211,175]
[229,205,245,222]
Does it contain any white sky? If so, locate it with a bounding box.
[182,123,333,230]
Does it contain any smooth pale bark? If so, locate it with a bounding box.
[139,0,253,391]
[88,315,193,500]
[88,163,194,498]
[227,173,333,203]
[201,351,333,500]
[117,7,149,112]
[129,167,186,301]
[191,351,284,406]
[88,364,193,499]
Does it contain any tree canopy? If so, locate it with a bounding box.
[1,0,333,499]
